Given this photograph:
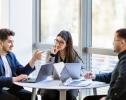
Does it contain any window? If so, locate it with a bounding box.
[92,0,126,72]
[40,0,80,46]
[92,0,126,49]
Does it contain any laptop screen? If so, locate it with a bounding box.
[36,63,54,82]
[54,62,81,83]
[64,63,81,79]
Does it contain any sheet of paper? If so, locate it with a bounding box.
[66,79,92,87]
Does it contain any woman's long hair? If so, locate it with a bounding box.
[57,30,76,62]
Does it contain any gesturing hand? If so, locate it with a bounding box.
[33,49,42,60]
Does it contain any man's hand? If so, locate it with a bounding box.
[12,74,28,82]
[32,49,42,61]
[83,71,96,80]
[29,49,42,67]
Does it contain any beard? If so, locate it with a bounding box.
[113,47,120,53]
[113,49,117,53]
[2,47,12,52]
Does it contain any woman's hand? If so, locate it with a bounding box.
[50,45,60,55]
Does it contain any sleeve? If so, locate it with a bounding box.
[9,52,35,75]
[45,51,56,63]
[94,72,111,83]
[16,63,35,75]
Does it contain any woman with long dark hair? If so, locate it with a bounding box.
[39,30,83,100]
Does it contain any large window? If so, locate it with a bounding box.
[92,0,126,49]
[92,0,126,73]
[40,0,80,46]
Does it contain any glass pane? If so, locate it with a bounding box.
[40,0,80,46]
[91,54,118,95]
[92,54,118,73]
[92,0,126,49]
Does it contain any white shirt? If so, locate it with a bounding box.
[1,54,12,77]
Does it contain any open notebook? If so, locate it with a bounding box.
[63,78,92,87]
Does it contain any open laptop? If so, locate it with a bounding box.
[53,62,82,83]
[64,63,81,79]
[21,63,54,83]
[59,63,91,86]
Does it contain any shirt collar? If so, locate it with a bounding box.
[118,50,126,59]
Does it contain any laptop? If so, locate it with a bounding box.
[54,62,82,83]
[59,63,91,86]
[21,63,54,83]
[64,63,81,79]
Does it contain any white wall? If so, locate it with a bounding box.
[9,0,33,64]
[0,0,9,28]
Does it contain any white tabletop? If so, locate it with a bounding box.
[15,80,108,90]
[14,80,109,100]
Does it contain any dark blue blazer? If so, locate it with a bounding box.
[0,52,34,92]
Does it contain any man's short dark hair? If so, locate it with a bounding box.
[116,28,126,40]
[0,28,15,41]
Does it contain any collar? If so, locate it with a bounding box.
[0,52,7,56]
[118,50,126,59]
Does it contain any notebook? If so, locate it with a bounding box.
[21,63,54,83]
[64,78,92,87]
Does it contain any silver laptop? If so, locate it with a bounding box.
[59,63,92,86]
[59,63,82,83]
[21,63,54,83]
[65,63,81,78]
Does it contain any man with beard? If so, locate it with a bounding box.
[83,28,126,100]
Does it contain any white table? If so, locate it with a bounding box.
[15,80,109,100]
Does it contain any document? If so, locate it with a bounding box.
[64,79,92,87]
